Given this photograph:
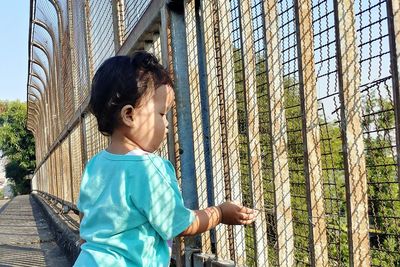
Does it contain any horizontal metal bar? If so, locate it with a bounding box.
[117,0,164,55]
[35,190,79,214]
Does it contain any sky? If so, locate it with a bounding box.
[0,1,30,102]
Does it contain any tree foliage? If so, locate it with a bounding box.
[0,100,35,194]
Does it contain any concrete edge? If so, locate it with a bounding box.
[0,198,12,214]
[31,193,81,264]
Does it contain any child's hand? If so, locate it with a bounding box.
[218,201,256,225]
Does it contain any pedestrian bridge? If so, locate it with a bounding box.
[26,0,400,266]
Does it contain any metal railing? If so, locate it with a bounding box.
[27,0,400,266]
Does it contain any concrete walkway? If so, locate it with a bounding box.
[0,195,70,267]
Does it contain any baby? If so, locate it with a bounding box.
[74,51,255,266]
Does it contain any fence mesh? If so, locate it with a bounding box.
[355,0,400,266]
[28,0,400,266]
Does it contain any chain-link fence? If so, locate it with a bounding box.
[28,0,400,266]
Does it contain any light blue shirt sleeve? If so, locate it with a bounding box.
[76,165,89,212]
[129,155,195,240]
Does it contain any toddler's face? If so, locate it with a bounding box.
[128,85,175,152]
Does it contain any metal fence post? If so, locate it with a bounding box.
[160,6,177,167]
[111,0,125,52]
[199,0,231,261]
[387,0,400,198]
[263,1,295,266]
[68,135,75,203]
[61,140,71,202]
[333,0,370,266]
[168,2,201,264]
[294,0,329,265]
[184,0,211,254]
[236,0,269,265]
[216,0,247,264]
[168,2,199,212]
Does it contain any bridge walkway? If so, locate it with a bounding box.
[0,195,70,267]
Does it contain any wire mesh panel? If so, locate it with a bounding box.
[252,0,288,265]
[228,0,271,265]
[143,31,168,160]
[31,25,56,147]
[354,0,400,265]
[88,0,115,72]
[46,158,50,195]
[153,33,162,60]
[36,0,63,138]
[30,46,51,145]
[83,113,108,161]
[51,153,56,197]
[60,12,75,125]
[123,0,152,41]
[71,0,91,107]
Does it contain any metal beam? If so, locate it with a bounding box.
[32,18,62,138]
[333,0,370,266]
[111,0,125,51]
[30,59,50,85]
[237,0,269,265]
[117,0,164,55]
[387,0,400,198]
[263,0,295,265]
[159,6,177,166]
[216,0,247,264]
[184,0,211,253]
[294,0,329,265]
[200,0,230,260]
[169,5,201,263]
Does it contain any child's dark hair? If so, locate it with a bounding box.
[89,51,173,136]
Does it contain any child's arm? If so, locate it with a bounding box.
[77,212,86,246]
[179,201,255,236]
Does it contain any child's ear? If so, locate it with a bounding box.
[120,105,135,127]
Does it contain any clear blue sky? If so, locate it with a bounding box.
[0,1,30,102]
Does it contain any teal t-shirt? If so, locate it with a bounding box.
[74,150,194,267]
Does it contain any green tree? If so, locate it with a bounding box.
[363,92,400,267]
[0,100,36,194]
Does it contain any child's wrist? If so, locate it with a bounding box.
[216,205,223,224]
